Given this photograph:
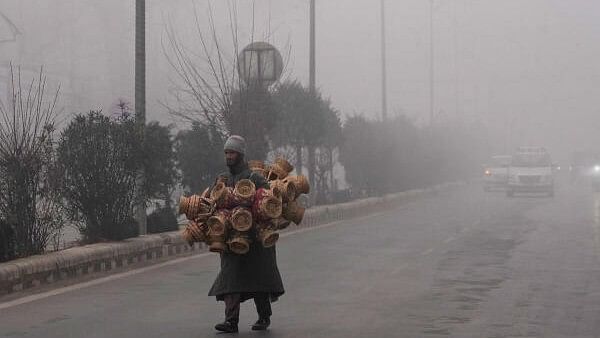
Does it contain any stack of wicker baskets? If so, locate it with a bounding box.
[180,157,309,254]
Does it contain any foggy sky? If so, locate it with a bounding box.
[1,0,600,161]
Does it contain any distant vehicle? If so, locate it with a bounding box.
[569,151,597,183]
[591,164,600,191]
[506,147,554,197]
[568,151,600,189]
[483,155,512,191]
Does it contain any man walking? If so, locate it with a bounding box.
[208,135,285,333]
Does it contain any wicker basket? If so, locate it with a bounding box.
[200,187,210,198]
[282,200,306,225]
[209,241,227,253]
[264,157,294,181]
[211,182,234,209]
[266,164,289,181]
[233,179,256,206]
[253,188,282,220]
[178,195,214,221]
[275,157,294,174]
[207,209,230,236]
[189,221,207,241]
[287,175,310,196]
[228,232,251,254]
[182,221,207,246]
[248,160,265,170]
[272,217,292,230]
[231,207,253,232]
[256,225,280,248]
[248,160,266,177]
[181,227,194,245]
[271,179,297,202]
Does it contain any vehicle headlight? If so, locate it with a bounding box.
[595,165,600,173]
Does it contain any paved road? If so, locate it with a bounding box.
[2,179,600,337]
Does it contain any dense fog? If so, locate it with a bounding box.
[2,1,599,163]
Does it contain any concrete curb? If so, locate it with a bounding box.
[0,181,467,298]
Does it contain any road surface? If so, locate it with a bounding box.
[2,179,600,337]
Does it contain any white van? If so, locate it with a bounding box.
[506,147,554,197]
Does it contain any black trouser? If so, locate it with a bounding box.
[224,293,272,324]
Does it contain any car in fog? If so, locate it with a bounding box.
[582,160,600,191]
[590,164,600,191]
[569,151,597,184]
[568,151,600,190]
[483,155,512,191]
[507,147,554,197]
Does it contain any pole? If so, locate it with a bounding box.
[429,0,434,126]
[308,0,316,197]
[135,0,147,235]
[309,0,316,93]
[453,0,459,117]
[380,0,388,121]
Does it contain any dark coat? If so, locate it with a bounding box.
[208,161,285,302]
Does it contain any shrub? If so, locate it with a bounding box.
[143,121,178,202]
[175,123,225,194]
[147,204,179,234]
[56,111,139,242]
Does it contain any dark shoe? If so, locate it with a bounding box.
[215,321,238,333]
[251,318,271,331]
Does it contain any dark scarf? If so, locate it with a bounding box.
[228,158,249,176]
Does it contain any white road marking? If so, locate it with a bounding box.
[0,211,387,310]
[361,284,376,293]
[391,263,409,275]
[421,248,434,255]
[443,236,456,243]
[280,211,385,238]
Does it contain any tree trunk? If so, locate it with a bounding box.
[308,145,316,189]
[328,148,335,191]
[295,144,302,175]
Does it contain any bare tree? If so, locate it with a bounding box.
[162,1,290,160]
[0,65,63,260]
[112,98,133,122]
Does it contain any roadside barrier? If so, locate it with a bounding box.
[0,181,466,298]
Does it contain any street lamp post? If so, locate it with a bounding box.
[135,0,146,235]
[429,0,434,126]
[380,0,388,121]
[309,0,316,94]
